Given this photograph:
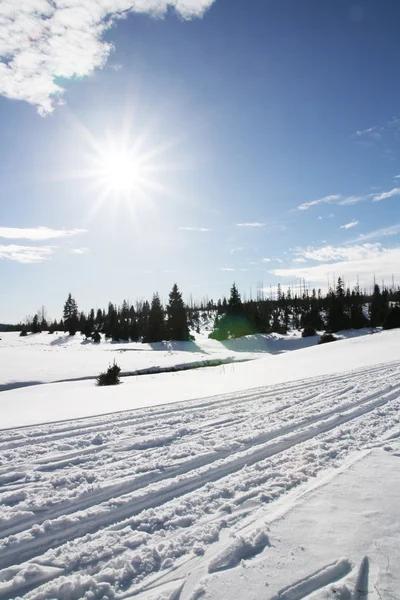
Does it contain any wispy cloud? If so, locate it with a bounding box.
[373,187,400,202]
[338,194,371,206]
[394,174,400,179]
[270,243,400,287]
[0,244,55,263]
[179,227,210,232]
[236,222,266,227]
[296,186,399,212]
[0,0,216,114]
[340,220,359,230]
[297,194,341,211]
[295,243,381,263]
[355,125,382,141]
[68,247,89,255]
[262,258,271,262]
[350,223,400,243]
[354,117,400,147]
[219,267,235,272]
[0,226,86,240]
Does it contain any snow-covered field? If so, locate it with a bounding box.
[0,330,399,599]
[0,329,376,392]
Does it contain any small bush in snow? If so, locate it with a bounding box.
[302,326,316,338]
[318,333,337,345]
[97,361,121,386]
[19,329,28,337]
[92,331,101,343]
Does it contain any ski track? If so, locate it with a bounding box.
[0,361,399,599]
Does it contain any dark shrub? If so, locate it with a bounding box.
[383,306,400,330]
[302,326,316,338]
[19,330,28,337]
[92,331,101,343]
[97,361,121,386]
[318,333,337,344]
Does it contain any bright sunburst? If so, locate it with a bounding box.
[62,110,187,227]
[97,148,140,195]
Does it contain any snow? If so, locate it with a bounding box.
[0,328,378,391]
[0,328,399,598]
[0,329,399,429]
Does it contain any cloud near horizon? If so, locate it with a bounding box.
[0,0,216,114]
[179,226,210,232]
[68,247,89,255]
[236,222,265,227]
[270,242,400,288]
[0,226,86,240]
[0,244,55,263]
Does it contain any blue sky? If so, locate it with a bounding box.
[1,0,400,322]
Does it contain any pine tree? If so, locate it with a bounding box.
[88,309,95,331]
[63,293,79,335]
[95,309,103,329]
[167,284,190,341]
[227,283,243,316]
[146,294,166,343]
[31,314,41,334]
[369,284,388,326]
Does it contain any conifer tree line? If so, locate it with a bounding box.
[20,277,400,340]
[209,279,400,339]
[21,284,191,342]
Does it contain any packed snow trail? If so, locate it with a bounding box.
[0,361,399,599]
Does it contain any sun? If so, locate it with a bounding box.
[63,111,184,225]
[99,149,140,195]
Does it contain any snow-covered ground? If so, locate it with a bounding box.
[0,328,377,392]
[0,329,399,599]
[0,329,398,430]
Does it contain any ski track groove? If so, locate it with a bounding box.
[0,360,399,598]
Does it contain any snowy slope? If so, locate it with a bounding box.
[0,345,399,599]
[0,328,377,392]
[1,329,400,429]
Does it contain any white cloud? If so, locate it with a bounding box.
[373,187,400,202]
[179,226,210,232]
[394,174,400,179]
[338,194,371,206]
[295,243,381,263]
[0,244,55,263]
[355,126,382,141]
[356,126,376,136]
[317,213,334,220]
[293,257,306,263]
[0,226,86,240]
[270,243,400,287]
[340,220,359,230]
[0,0,216,114]
[350,223,400,242]
[68,247,89,255]
[219,267,235,271]
[261,257,271,262]
[297,194,341,211]
[236,222,266,227]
